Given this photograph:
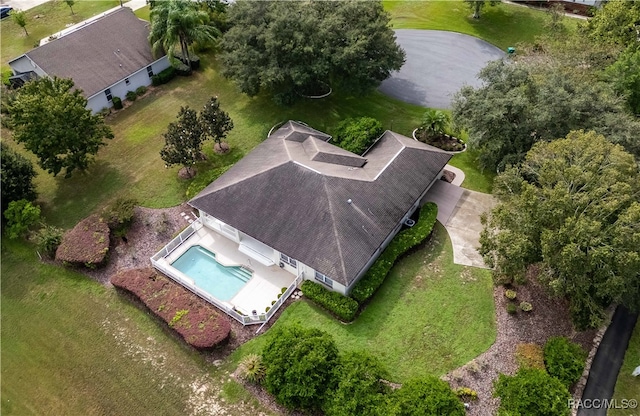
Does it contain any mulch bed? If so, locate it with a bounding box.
[415,128,466,152]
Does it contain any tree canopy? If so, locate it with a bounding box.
[221,0,405,104]
[160,106,204,177]
[332,117,383,155]
[387,377,465,416]
[262,324,339,410]
[463,0,500,19]
[199,96,233,144]
[452,60,640,171]
[582,0,640,49]
[149,0,220,69]
[6,77,113,178]
[479,131,640,329]
[494,369,571,416]
[0,142,37,213]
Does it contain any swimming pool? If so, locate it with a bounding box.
[171,245,251,301]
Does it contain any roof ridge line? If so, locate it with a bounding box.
[322,179,349,280]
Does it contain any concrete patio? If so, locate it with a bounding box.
[157,224,297,317]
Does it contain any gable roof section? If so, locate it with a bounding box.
[15,8,155,98]
[190,122,452,287]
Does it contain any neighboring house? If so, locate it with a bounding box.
[180,121,452,296]
[8,7,170,113]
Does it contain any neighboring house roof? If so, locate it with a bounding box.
[189,121,452,287]
[9,8,155,98]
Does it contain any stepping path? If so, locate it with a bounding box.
[378,29,505,109]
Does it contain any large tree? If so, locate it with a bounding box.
[452,60,640,171]
[463,0,500,19]
[149,0,220,71]
[0,142,37,213]
[159,106,204,178]
[221,0,405,104]
[480,131,640,329]
[199,96,233,152]
[582,0,640,49]
[6,77,113,177]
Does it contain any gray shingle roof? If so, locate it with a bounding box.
[190,121,452,287]
[21,8,155,98]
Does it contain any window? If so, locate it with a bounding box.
[280,253,297,268]
[125,77,130,85]
[146,66,154,78]
[104,88,112,102]
[315,271,333,288]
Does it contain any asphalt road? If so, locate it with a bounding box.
[378,29,505,109]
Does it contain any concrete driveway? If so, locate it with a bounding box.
[378,29,505,109]
[423,180,496,268]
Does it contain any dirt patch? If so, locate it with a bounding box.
[443,271,598,416]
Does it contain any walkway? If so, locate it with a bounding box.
[378,29,505,109]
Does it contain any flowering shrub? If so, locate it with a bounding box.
[111,268,231,349]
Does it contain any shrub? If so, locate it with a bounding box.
[454,387,478,401]
[494,369,570,416]
[332,117,383,155]
[388,377,465,416]
[55,214,110,266]
[174,50,201,70]
[111,268,231,348]
[173,61,191,76]
[126,90,137,101]
[3,199,41,239]
[515,343,545,370]
[185,165,232,198]
[237,354,266,384]
[112,96,123,110]
[102,197,137,235]
[151,66,176,86]
[506,303,518,314]
[36,225,65,258]
[262,324,339,410]
[543,337,587,387]
[135,86,147,96]
[323,350,390,416]
[301,280,359,322]
[520,301,533,312]
[1,142,37,213]
[350,203,438,304]
[504,289,517,300]
[420,109,450,137]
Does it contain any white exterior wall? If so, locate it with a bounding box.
[86,56,171,113]
[9,55,47,77]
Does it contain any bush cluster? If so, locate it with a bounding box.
[173,61,191,76]
[494,369,571,416]
[55,214,110,266]
[174,51,201,70]
[1,142,37,213]
[388,377,465,415]
[3,199,41,240]
[350,203,438,304]
[102,197,137,236]
[300,280,359,322]
[36,225,65,258]
[543,336,587,387]
[332,117,383,155]
[151,66,177,86]
[135,86,147,96]
[125,90,137,102]
[111,268,231,349]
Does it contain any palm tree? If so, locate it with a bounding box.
[148,0,219,73]
[421,109,450,138]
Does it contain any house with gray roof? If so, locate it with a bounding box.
[152,121,451,315]
[8,7,170,113]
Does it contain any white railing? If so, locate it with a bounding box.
[150,224,304,326]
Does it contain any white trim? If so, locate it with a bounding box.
[293,160,322,174]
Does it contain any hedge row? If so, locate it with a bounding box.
[301,280,359,322]
[151,66,176,86]
[111,268,231,349]
[350,203,438,304]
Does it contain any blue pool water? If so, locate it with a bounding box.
[171,245,251,301]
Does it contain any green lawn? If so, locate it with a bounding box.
[7,55,487,229]
[384,0,578,50]
[1,1,120,70]
[609,320,640,416]
[0,238,272,416]
[231,223,496,382]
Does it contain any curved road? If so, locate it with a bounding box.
[378,30,505,109]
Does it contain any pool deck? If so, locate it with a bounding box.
[159,226,297,316]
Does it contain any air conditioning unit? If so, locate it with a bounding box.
[404,218,416,227]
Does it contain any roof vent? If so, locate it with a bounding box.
[347,199,352,204]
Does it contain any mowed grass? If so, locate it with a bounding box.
[0,238,272,416]
[384,0,579,50]
[4,55,456,228]
[609,321,640,416]
[231,223,496,382]
[1,1,120,69]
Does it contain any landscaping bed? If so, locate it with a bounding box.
[414,128,466,152]
[111,267,231,349]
